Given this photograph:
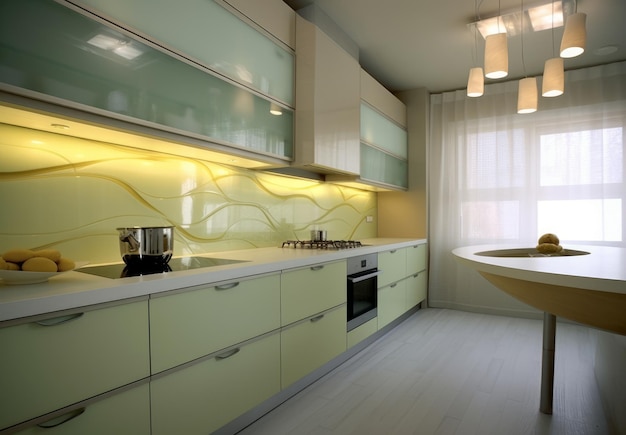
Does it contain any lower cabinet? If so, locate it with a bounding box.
[0,300,150,431]
[378,279,407,329]
[347,317,377,348]
[281,305,347,389]
[150,332,280,435]
[406,270,427,309]
[14,383,150,435]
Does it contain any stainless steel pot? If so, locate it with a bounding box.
[310,230,327,241]
[117,226,174,266]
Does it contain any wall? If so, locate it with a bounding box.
[0,123,376,264]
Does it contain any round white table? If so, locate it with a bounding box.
[452,244,626,414]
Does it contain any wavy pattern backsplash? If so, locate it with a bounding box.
[0,124,376,264]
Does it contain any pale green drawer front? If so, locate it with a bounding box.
[281,306,347,389]
[150,274,280,373]
[15,383,150,435]
[281,261,346,326]
[151,333,280,435]
[0,301,150,430]
[378,248,407,288]
[347,317,377,349]
[378,280,407,329]
[406,243,428,276]
[406,271,427,310]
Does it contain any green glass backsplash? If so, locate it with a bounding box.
[0,124,376,264]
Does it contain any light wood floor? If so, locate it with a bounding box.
[238,308,612,435]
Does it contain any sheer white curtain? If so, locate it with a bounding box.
[428,61,626,316]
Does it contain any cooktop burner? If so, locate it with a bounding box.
[76,256,247,279]
[281,240,363,249]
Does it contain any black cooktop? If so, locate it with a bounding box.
[76,256,247,279]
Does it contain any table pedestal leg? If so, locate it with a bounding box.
[540,312,556,414]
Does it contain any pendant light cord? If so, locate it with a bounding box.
[521,0,527,77]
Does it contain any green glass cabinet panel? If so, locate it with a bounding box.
[74,0,294,106]
[360,104,407,159]
[360,143,408,189]
[0,0,293,159]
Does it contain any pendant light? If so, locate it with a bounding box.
[484,0,508,79]
[542,1,564,97]
[467,0,484,98]
[518,77,538,113]
[467,67,485,97]
[517,0,537,113]
[560,11,586,58]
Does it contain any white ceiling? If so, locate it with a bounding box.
[283,0,626,94]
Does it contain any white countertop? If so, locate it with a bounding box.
[453,244,626,295]
[0,238,425,322]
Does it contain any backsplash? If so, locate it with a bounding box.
[0,123,376,264]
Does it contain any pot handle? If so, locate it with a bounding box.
[119,232,140,252]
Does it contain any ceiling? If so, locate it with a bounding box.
[283,0,626,94]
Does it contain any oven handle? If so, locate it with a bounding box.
[348,270,381,284]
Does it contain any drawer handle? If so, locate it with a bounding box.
[37,407,85,428]
[310,265,324,271]
[215,282,240,291]
[413,272,420,278]
[310,314,325,323]
[36,313,84,327]
[215,347,240,360]
[390,283,397,288]
[389,249,397,254]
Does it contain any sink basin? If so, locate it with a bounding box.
[475,248,590,258]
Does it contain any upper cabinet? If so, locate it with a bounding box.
[293,14,360,176]
[328,69,408,191]
[70,0,295,106]
[0,0,294,166]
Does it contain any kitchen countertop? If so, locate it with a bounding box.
[453,244,626,295]
[0,238,426,323]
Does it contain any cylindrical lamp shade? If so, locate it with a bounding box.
[484,33,508,79]
[467,67,484,97]
[542,58,564,97]
[560,12,586,58]
[517,77,538,114]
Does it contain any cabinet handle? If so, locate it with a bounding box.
[389,249,397,254]
[310,265,324,271]
[37,407,85,428]
[348,270,381,284]
[390,283,397,288]
[36,313,84,327]
[413,272,420,278]
[215,347,240,360]
[215,282,240,291]
[310,314,325,323]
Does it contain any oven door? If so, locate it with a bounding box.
[347,269,379,332]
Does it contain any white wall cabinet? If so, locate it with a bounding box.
[0,300,150,431]
[151,333,280,435]
[150,273,280,373]
[294,14,360,175]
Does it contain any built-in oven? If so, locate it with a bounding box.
[347,253,379,332]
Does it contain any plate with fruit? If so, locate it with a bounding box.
[0,248,85,285]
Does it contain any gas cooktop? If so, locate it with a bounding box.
[281,240,363,249]
[76,256,247,279]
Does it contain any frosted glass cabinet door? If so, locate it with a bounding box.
[0,0,293,159]
[360,104,407,159]
[73,0,295,105]
[360,144,408,189]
